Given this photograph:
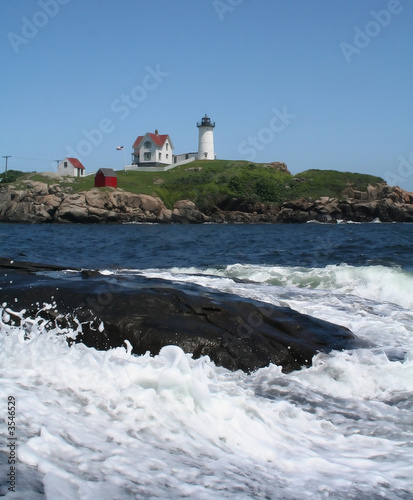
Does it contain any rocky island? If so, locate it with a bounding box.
[1,179,413,224]
[1,162,413,223]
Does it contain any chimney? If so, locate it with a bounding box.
[155,129,158,135]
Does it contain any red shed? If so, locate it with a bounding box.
[95,168,117,188]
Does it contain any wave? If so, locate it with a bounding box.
[126,263,413,310]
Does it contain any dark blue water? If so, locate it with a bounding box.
[1,222,412,271]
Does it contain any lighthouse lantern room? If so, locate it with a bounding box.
[197,114,215,160]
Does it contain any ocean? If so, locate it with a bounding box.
[1,222,413,499]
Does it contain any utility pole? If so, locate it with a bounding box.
[2,155,11,181]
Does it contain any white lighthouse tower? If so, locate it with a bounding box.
[197,114,215,160]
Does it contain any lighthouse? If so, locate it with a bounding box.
[197,114,215,160]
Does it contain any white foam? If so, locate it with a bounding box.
[290,349,413,401]
[1,301,413,498]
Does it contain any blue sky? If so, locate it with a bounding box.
[1,0,412,190]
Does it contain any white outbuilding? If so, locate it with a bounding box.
[57,157,85,177]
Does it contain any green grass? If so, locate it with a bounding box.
[2,162,385,208]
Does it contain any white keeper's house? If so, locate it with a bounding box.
[132,130,173,167]
[57,157,85,177]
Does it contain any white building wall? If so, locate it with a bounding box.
[133,145,153,164]
[140,136,154,164]
[133,136,173,165]
[159,141,173,165]
[124,156,195,172]
[156,140,172,165]
[198,127,214,160]
[57,158,75,176]
[132,147,141,164]
[173,152,198,163]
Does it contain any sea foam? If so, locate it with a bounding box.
[1,301,413,498]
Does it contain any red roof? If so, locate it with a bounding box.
[66,157,85,169]
[132,135,144,148]
[133,133,169,149]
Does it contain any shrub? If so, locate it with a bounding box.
[290,169,384,199]
[0,170,27,184]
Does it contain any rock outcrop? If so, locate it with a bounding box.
[0,182,207,224]
[1,180,413,224]
[266,162,291,174]
[276,184,413,223]
[0,258,366,373]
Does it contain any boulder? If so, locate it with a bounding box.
[85,190,108,210]
[277,207,311,223]
[48,184,62,195]
[32,182,49,197]
[367,184,378,201]
[112,192,141,210]
[267,162,291,174]
[137,194,163,213]
[0,259,367,374]
[157,207,173,222]
[282,198,315,211]
[174,199,196,211]
[42,194,62,208]
[172,199,207,223]
[55,194,89,223]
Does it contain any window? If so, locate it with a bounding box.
[144,152,151,161]
[158,153,162,161]
[144,141,151,148]
[166,143,169,151]
[64,162,67,168]
[166,154,169,159]
[204,152,208,158]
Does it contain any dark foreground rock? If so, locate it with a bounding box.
[0,258,367,373]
